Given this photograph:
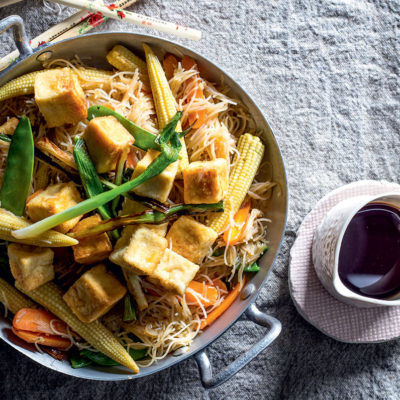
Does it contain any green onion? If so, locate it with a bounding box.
[68,202,224,240]
[123,295,136,322]
[73,137,112,221]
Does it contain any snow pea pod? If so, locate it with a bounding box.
[0,116,34,216]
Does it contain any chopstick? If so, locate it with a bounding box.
[0,0,137,71]
[0,0,23,7]
[46,0,202,41]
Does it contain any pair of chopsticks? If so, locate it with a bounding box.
[0,0,201,70]
[46,0,201,41]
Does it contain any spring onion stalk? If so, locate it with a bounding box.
[73,137,113,221]
[123,295,137,322]
[101,179,171,213]
[68,201,223,239]
[111,154,126,216]
[0,134,80,183]
[12,113,184,240]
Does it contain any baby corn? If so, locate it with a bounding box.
[0,208,78,247]
[16,281,139,373]
[143,43,189,173]
[207,133,264,234]
[0,68,113,102]
[106,45,148,82]
[0,277,35,314]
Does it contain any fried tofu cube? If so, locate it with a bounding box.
[63,264,126,323]
[122,226,168,275]
[8,244,54,291]
[150,249,199,295]
[131,150,178,203]
[71,214,112,264]
[166,216,218,264]
[84,116,134,173]
[109,224,168,270]
[34,67,87,128]
[183,158,228,204]
[26,182,83,233]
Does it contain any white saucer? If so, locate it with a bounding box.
[289,180,400,343]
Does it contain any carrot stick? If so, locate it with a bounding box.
[13,308,68,336]
[181,56,207,129]
[12,328,71,350]
[223,201,251,245]
[181,56,197,71]
[213,279,228,293]
[200,281,243,329]
[163,54,179,80]
[185,281,219,307]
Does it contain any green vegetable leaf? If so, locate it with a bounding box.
[70,352,93,369]
[79,347,147,367]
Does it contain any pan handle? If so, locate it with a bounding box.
[0,15,32,61]
[194,302,281,389]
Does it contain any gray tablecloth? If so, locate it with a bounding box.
[1,1,400,399]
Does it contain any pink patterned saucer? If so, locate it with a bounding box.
[289,180,400,343]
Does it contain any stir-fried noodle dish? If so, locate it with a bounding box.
[0,44,275,372]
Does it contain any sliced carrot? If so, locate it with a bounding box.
[181,56,207,129]
[185,281,219,307]
[213,279,228,293]
[163,54,179,80]
[13,308,68,336]
[223,201,251,246]
[200,280,243,330]
[12,327,71,350]
[181,56,197,71]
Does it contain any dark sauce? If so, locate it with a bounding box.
[338,202,400,298]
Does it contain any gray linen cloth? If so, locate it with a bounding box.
[0,0,400,399]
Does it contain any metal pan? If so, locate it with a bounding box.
[0,15,288,389]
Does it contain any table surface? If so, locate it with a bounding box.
[0,1,400,399]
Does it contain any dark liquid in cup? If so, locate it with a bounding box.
[338,202,400,298]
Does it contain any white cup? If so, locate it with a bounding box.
[312,192,400,307]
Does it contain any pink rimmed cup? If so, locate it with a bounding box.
[312,192,400,307]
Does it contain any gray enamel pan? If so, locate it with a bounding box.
[0,15,288,389]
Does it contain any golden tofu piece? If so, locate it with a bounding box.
[131,150,178,202]
[122,226,168,275]
[119,198,147,216]
[109,224,168,270]
[150,249,199,295]
[84,116,134,173]
[8,244,54,291]
[26,182,83,234]
[71,214,112,264]
[63,264,126,323]
[34,67,87,128]
[0,117,19,135]
[183,158,228,204]
[166,216,218,264]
